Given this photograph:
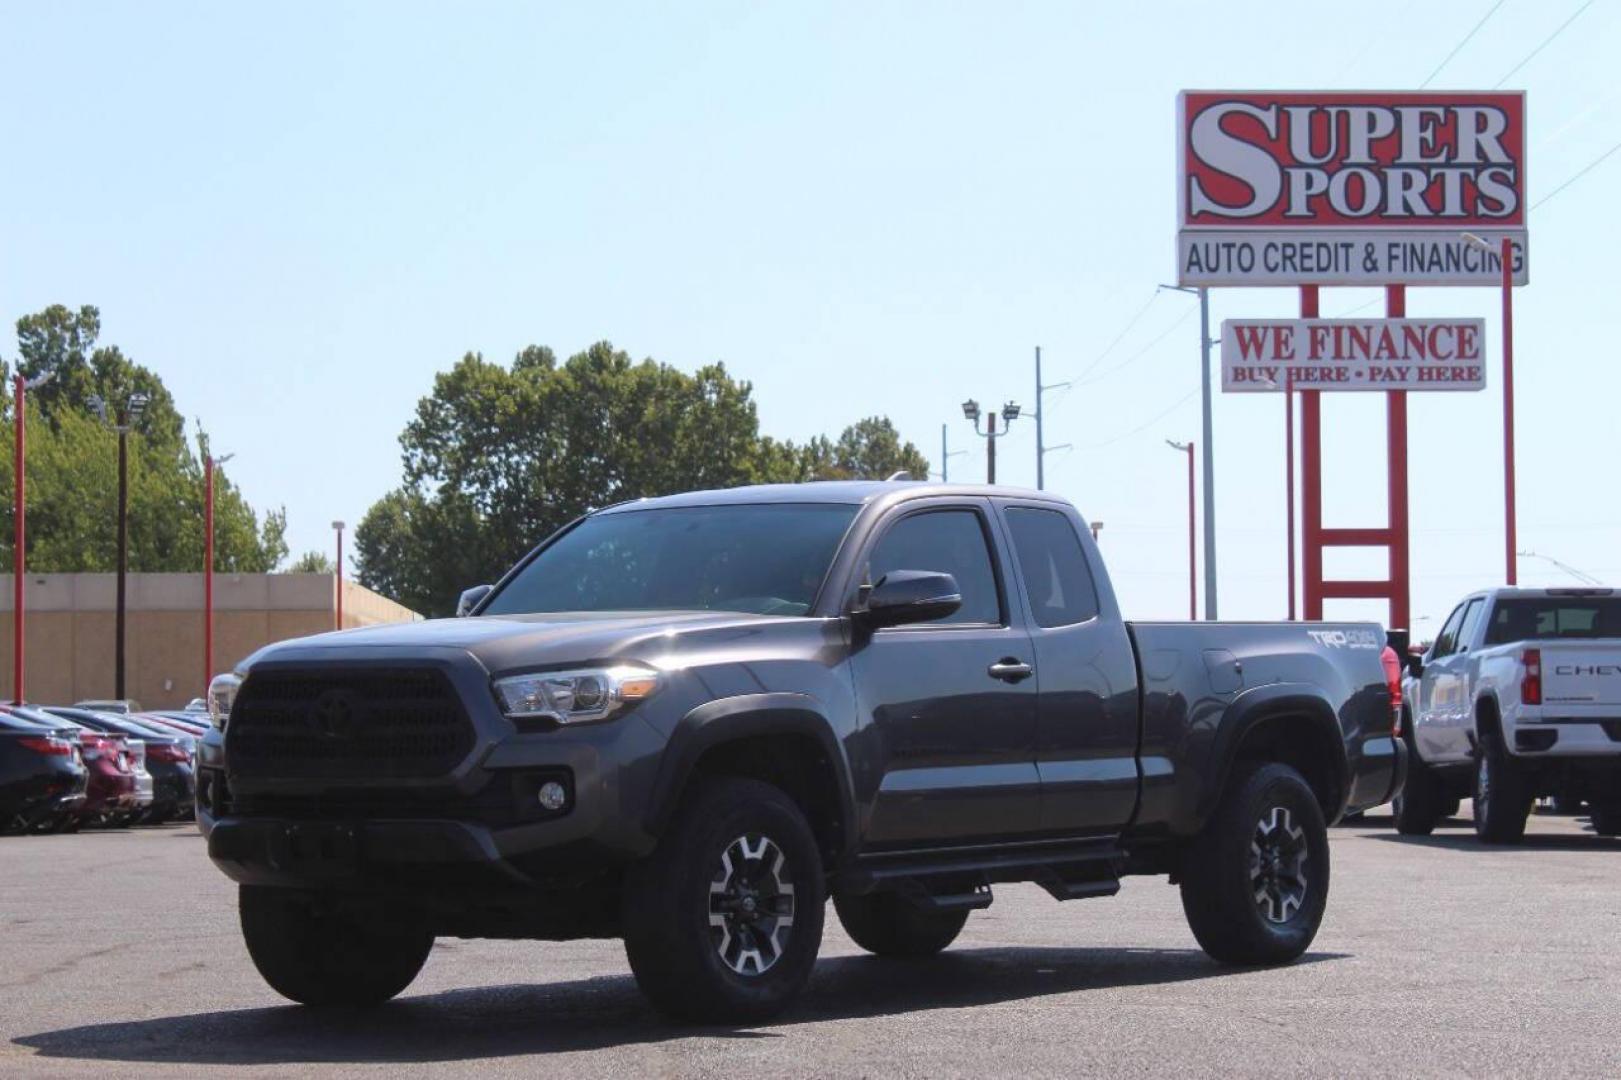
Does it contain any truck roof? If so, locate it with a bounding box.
[1461,586,1615,601]
[595,480,1073,514]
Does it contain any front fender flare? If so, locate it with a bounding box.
[643,692,856,858]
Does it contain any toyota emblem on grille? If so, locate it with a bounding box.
[310,689,363,739]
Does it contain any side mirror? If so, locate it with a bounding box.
[456,584,494,617]
[1405,652,1424,678]
[858,570,961,629]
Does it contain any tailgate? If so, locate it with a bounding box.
[1540,642,1621,706]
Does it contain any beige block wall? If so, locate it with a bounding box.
[0,573,420,709]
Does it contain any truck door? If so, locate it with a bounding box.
[997,502,1140,834]
[847,499,1041,847]
[1417,598,1480,764]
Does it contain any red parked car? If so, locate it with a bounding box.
[3,706,149,828]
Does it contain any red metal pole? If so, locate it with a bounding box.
[204,455,214,688]
[1386,285,1411,632]
[1285,369,1296,621]
[1186,441,1197,621]
[334,526,344,631]
[13,375,25,704]
[1501,237,1517,586]
[1300,286,1323,620]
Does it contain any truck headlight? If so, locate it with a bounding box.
[493,665,659,725]
[208,672,241,731]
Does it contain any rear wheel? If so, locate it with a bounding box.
[834,892,968,957]
[239,886,433,1006]
[1179,761,1329,965]
[624,777,825,1023]
[1590,805,1621,838]
[1472,735,1531,844]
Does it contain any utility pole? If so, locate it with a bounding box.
[1159,285,1218,618]
[1034,346,1071,489]
[961,399,1021,484]
[88,392,149,701]
[938,424,965,482]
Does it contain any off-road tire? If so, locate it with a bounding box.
[1393,739,1445,836]
[1472,734,1531,844]
[239,885,434,1006]
[834,892,968,958]
[624,777,826,1023]
[1180,761,1329,966]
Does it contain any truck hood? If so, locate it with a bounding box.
[247,610,798,673]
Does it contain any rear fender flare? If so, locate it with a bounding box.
[1198,683,1350,826]
[643,692,856,858]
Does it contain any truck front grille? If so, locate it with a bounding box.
[227,667,475,780]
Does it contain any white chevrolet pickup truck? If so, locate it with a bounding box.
[1395,587,1621,843]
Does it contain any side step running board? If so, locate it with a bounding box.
[847,837,1125,908]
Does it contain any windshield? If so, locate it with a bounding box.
[1485,597,1621,644]
[482,503,859,617]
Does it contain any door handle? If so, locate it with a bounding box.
[988,658,1034,683]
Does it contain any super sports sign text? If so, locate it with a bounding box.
[1176,91,1528,287]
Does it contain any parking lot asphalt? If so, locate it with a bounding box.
[2,811,1618,1079]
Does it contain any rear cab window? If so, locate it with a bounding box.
[1485,596,1621,644]
[1003,507,1100,628]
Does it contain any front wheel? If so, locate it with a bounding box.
[1590,805,1621,838]
[624,777,826,1023]
[239,886,434,1006]
[834,892,968,958]
[1472,736,1530,844]
[1179,761,1329,966]
[1392,749,1445,836]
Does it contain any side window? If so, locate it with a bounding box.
[1004,507,1100,627]
[869,509,1002,625]
[1455,599,1485,651]
[1432,603,1467,658]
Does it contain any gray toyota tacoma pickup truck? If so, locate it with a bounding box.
[198,481,1404,1021]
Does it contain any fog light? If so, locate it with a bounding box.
[537,781,568,811]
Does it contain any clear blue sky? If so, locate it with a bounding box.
[4,1,1617,627]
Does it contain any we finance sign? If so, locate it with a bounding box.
[1177,91,1528,287]
[1221,318,1487,392]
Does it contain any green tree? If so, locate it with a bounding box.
[286,550,335,573]
[356,342,929,615]
[2,304,288,573]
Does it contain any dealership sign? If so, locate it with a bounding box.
[1221,318,1487,392]
[1178,91,1528,286]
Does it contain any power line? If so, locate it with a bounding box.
[1078,306,1197,386]
[1419,0,1508,88]
[1494,0,1596,88]
[1531,137,1621,211]
[1067,291,1162,384]
[1078,388,1199,450]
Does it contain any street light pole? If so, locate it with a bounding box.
[11,370,54,704]
[1159,285,1218,618]
[332,520,345,631]
[1167,439,1196,620]
[88,391,148,702]
[203,451,234,688]
[961,399,1022,485]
